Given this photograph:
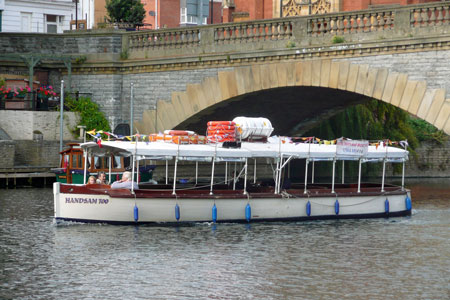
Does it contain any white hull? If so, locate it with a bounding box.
[54,182,411,224]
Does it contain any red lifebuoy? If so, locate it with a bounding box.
[207,121,235,127]
[207,125,236,131]
[163,130,195,136]
[207,129,236,135]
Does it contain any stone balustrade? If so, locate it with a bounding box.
[129,28,200,50]
[410,3,450,27]
[123,1,450,58]
[1,1,450,60]
[214,20,293,44]
[307,9,395,36]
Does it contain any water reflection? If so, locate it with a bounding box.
[0,179,449,299]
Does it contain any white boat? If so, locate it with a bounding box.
[53,132,412,225]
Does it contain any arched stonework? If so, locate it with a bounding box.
[135,60,450,135]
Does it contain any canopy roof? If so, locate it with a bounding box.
[81,138,408,162]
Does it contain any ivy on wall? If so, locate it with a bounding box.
[65,96,111,138]
[302,99,444,178]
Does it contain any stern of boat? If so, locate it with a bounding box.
[53,181,61,221]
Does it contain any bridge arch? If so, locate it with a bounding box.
[136,59,450,135]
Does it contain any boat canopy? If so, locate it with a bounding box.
[81,141,252,162]
[81,138,408,162]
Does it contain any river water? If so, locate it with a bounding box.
[0,179,449,300]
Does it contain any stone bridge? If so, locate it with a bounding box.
[0,1,449,135]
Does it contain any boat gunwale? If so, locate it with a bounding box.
[59,183,408,199]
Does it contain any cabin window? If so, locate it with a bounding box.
[74,154,82,168]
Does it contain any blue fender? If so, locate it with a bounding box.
[306,201,311,217]
[385,198,389,214]
[245,203,251,222]
[212,204,217,223]
[134,204,139,222]
[175,204,180,221]
[335,199,339,215]
[405,196,412,211]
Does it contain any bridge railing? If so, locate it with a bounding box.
[128,28,200,50]
[306,8,395,36]
[410,3,450,27]
[1,2,448,59]
[214,20,293,44]
[124,1,450,59]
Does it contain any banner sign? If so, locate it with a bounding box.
[336,138,369,156]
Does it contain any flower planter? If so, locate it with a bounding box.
[5,100,28,110]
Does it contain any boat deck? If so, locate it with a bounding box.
[60,182,406,199]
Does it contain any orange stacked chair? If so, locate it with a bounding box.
[207,121,236,143]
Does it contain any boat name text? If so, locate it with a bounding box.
[65,197,109,204]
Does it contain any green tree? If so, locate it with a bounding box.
[106,0,146,25]
[303,100,423,178]
[65,96,110,137]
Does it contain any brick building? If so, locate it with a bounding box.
[223,0,442,23]
[142,0,222,29]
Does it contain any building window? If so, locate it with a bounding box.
[46,14,58,33]
[202,17,207,25]
[187,15,197,24]
[180,7,186,23]
[21,12,32,32]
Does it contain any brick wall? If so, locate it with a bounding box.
[160,0,180,28]
[342,0,440,11]
[0,111,80,141]
[407,139,450,177]
[0,141,15,168]
[13,140,62,167]
[65,67,231,130]
[0,32,122,55]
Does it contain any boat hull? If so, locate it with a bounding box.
[53,182,411,225]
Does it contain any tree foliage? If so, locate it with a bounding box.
[302,100,437,178]
[65,96,111,137]
[106,0,146,25]
[305,100,419,148]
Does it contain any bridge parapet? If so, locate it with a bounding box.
[126,1,450,59]
[0,2,449,62]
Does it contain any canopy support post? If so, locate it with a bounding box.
[210,157,216,195]
[401,159,405,191]
[225,162,228,184]
[172,158,178,195]
[304,159,309,194]
[108,155,112,184]
[136,154,139,183]
[253,159,257,184]
[381,159,386,192]
[165,160,168,185]
[277,157,283,194]
[331,158,336,194]
[357,159,362,193]
[311,161,315,184]
[83,149,88,184]
[243,158,248,195]
[195,161,198,185]
[233,162,237,190]
[131,154,136,194]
